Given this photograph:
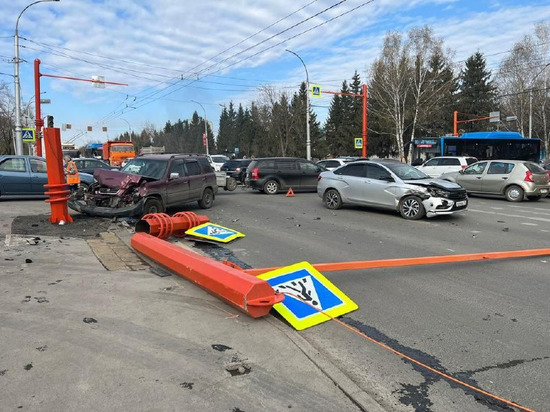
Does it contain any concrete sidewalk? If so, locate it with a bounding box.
[1,210,385,411]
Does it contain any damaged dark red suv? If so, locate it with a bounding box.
[69,154,218,217]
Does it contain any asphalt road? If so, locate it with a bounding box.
[202,189,550,412]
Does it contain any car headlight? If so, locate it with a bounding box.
[427,187,449,198]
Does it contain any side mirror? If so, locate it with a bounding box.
[169,172,180,180]
[381,175,394,182]
[459,170,465,175]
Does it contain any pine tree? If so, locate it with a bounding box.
[456,52,498,132]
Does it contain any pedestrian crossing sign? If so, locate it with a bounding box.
[310,84,321,97]
[22,128,36,143]
[257,261,358,330]
[185,223,245,243]
[354,137,363,149]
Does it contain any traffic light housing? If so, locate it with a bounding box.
[47,115,54,128]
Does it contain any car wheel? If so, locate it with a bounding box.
[143,198,164,214]
[399,196,426,220]
[504,185,524,202]
[263,179,279,195]
[324,189,342,210]
[198,188,214,209]
[526,195,541,201]
[224,177,237,191]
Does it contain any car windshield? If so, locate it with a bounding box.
[212,155,229,163]
[121,159,167,179]
[384,162,430,180]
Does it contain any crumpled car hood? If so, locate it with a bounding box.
[406,178,462,190]
[93,168,152,189]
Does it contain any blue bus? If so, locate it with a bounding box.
[411,132,542,165]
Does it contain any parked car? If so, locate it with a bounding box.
[220,158,252,184]
[73,157,119,175]
[208,154,230,171]
[317,159,468,220]
[542,162,550,180]
[245,157,325,194]
[69,154,217,217]
[439,160,550,201]
[316,158,353,171]
[415,156,478,178]
[0,155,94,198]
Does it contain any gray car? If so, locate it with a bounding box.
[439,160,550,201]
[0,155,94,198]
[317,159,468,220]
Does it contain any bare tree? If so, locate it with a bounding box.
[407,26,455,159]
[497,22,550,154]
[369,31,411,160]
[0,81,15,155]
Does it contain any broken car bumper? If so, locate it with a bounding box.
[68,198,145,217]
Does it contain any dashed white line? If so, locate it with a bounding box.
[468,209,550,223]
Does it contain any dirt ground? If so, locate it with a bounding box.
[10,214,138,239]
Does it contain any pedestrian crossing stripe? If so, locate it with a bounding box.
[257,261,358,330]
[185,222,245,243]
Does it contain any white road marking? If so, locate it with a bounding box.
[468,209,550,224]
[521,223,538,226]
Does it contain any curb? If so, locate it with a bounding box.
[266,316,387,412]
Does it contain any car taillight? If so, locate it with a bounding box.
[461,165,467,169]
[251,167,259,180]
[317,175,322,182]
[524,171,534,182]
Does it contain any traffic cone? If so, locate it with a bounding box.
[286,188,295,197]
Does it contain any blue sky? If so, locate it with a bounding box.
[1,0,550,146]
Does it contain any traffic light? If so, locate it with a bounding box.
[47,115,54,128]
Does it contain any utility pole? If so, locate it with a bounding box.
[191,100,209,156]
[14,0,60,155]
[286,50,311,160]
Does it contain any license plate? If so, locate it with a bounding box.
[541,189,548,194]
[456,200,467,207]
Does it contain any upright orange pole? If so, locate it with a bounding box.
[43,127,73,224]
[362,84,367,158]
[34,59,43,157]
[453,110,458,136]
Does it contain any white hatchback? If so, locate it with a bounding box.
[415,156,478,178]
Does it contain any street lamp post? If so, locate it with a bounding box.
[13,0,60,155]
[528,62,550,139]
[286,49,311,160]
[191,100,209,156]
[120,118,132,141]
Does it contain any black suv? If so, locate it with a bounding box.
[69,154,218,217]
[220,159,252,184]
[245,157,325,194]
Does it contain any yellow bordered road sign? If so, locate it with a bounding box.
[22,128,36,143]
[354,137,363,149]
[185,222,245,243]
[257,261,358,330]
[310,84,321,97]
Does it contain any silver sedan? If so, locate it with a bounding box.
[317,159,468,220]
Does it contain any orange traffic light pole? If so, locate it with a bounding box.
[453,110,500,136]
[323,84,368,157]
[243,248,550,276]
[33,58,128,156]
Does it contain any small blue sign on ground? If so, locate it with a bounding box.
[185,223,245,243]
[257,261,358,330]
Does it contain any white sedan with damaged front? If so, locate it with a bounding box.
[317,159,468,220]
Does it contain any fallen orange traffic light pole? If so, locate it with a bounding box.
[131,233,284,318]
[135,211,209,239]
[242,248,550,276]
